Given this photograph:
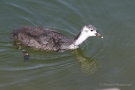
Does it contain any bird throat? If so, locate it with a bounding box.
[69,32,89,49]
[74,32,89,46]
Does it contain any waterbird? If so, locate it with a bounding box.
[13,24,103,60]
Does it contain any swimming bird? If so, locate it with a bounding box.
[13,24,103,52]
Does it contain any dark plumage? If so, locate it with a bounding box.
[13,26,74,51]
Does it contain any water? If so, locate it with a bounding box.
[0,0,135,90]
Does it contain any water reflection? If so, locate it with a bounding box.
[71,48,101,74]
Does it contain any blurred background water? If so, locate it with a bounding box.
[0,0,135,90]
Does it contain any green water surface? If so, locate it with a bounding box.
[0,0,135,90]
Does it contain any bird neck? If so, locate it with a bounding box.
[68,32,89,49]
[74,32,89,46]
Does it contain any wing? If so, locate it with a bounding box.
[36,28,67,45]
[35,28,70,51]
[13,26,45,39]
[13,26,70,51]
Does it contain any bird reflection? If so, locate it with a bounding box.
[71,48,101,74]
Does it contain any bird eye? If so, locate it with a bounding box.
[90,30,93,31]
